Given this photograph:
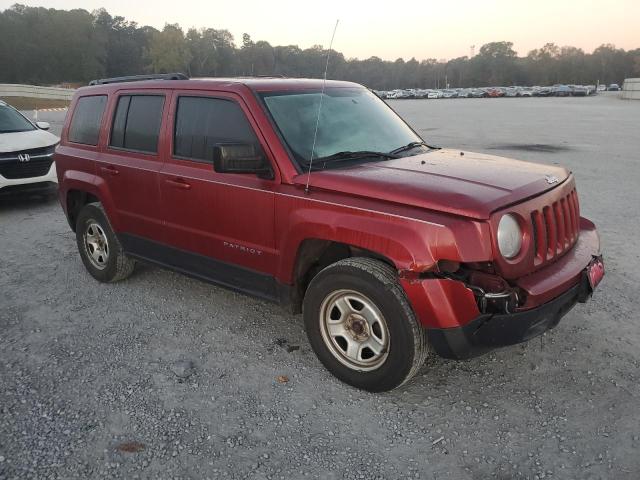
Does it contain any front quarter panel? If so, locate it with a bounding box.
[274,186,493,283]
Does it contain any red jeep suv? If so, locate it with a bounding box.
[55,74,604,391]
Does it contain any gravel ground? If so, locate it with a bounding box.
[1,94,638,479]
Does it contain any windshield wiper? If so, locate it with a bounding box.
[389,141,437,155]
[302,150,399,170]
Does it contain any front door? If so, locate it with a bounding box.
[158,91,279,298]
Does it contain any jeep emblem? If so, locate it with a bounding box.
[545,174,559,184]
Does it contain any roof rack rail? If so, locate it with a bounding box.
[235,75,287,79]
[89,73,189,86]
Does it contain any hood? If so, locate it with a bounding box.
[0,129,59,153]
[293,149,570,220]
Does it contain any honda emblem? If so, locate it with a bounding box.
[17,153,31,163]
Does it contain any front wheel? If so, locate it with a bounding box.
[303,258,429,391]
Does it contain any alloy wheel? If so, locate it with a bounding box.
[83,222,109,270]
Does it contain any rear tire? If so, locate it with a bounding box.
[75,202,135,282]
[303,257,428,392]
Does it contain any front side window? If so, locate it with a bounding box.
[174,96,260,162]
[0,104,36,134]
[260,88,423,169]
[110,95,164,153]
[68,95,107,145]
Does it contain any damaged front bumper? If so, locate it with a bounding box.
[426,272,594,359]
[402,218,603,359]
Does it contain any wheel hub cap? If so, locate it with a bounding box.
[345,315,369,341]
[83,222,109,270]
[319,289,390,371]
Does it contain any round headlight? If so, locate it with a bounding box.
[497,214,523,259]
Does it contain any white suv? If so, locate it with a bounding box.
[0,100,59,193]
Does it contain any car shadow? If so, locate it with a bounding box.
[0,186,59,212]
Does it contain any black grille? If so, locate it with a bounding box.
[0,157,54,179]
[0,145,55,179]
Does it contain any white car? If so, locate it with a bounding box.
[0,101,59,193]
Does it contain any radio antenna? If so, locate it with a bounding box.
[305,19,339,194]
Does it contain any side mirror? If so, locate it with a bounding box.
[213,143,273,179]
[36,121,50,130]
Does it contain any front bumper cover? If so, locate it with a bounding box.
[427,269,595,360]
[0,180,57,195]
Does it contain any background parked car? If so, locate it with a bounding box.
[519,87,534,97]
[571,85,589,96]
[0,100,59,194]
[554,85,572,97]
[485,87,505,98]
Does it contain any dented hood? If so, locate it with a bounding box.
[293,149,570,220]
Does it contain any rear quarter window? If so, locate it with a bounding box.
[68,95,107,146]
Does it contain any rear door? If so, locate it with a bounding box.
[96,90,170,240]
[158,91,278,293]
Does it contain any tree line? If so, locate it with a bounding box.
[1,4,638,89]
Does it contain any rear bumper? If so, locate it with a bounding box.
[426,273,593,359]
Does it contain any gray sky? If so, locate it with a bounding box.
[2,0,639,60]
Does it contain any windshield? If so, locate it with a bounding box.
[0,105,35,133]
[260,87,424,168]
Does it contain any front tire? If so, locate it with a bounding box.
[75,202,135,283]
[303,258,428,392]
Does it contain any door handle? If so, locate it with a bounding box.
[165,178,192,190]
[100,165,119,176]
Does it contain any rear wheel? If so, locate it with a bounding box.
[75,202,135,282]
[303,258,429,391]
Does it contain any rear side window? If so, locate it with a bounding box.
[68,95,107,145]
[110,95,164,153]
[174,96,259,162]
